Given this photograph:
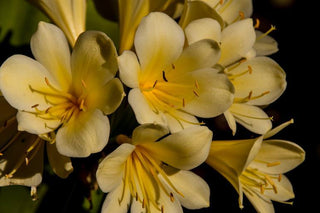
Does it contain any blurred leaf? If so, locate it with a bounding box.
[82,189,105,213]
[0,0,48,46]
[0,184,48,213]
[86,0,119,49]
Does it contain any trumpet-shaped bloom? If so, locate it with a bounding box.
[118,12,234,132]
[185,18,286,134]
[206,120,305,213]
[0,97,72,188]
[96,124,212,213]
[118,0,183,53]
[28,0,86,46]
[0,22,124,157]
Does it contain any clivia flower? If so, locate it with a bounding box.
[118,12,234,133]
[96,124,212,213]
[0,22,124,157]
[206,120,305,213]
[185,18,286,134]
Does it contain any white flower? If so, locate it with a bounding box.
[96,124,213,213]
[118,12,234,133]
[0,22,124,157]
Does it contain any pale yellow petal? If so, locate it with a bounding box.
[31,21,72,91]
[55,109,110,157]
[243,186,275,213]
[223,110,237,135]
[118,50,140,88]
[185,18,222,45]
[220,18,256,66]
[165,110,199,133]
[101,183,131,213]
[142,126,212,170]
[134,12,184,71]
[254,31,278,56]
[131,123,169,145]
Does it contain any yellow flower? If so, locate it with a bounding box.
[118,0,183,53]
[185,18,286,134]
[206,120,305,212]
[0,98,72,189]
[28,0,86,46]
[118,12,234,132]
[0,22,124,157]
[96,124,212,213]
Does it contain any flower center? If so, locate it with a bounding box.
[119,146,184,213]
[27,77,87,126]
[240,161,282,195]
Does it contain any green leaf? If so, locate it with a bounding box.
[0,0,48,46]
[0,184,48,213]
[82,188,105,213]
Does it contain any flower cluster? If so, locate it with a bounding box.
[0,0,305,213]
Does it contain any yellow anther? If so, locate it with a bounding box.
[248,65,253,74]
[239,11,245,19]
[79,99,86,111]
[81,79,87,89]
[193,90,200,97]
[162,71,168,82]
[278,174,282,182]
[195,80,199,89]
[152,80,158,88]
[182,98,185,107]
[260,184,265,194]
[170,193,175,202]
[171,63,175,69]
[265,175,278,194]
[25,157,29,166]
[254,18,260,29]
[31,104,39,108]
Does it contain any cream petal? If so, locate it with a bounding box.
[96,143,135,192]
[173,39,221,74]
[231,57,287,105]
[142,126,212,170]
[249,139,305,174]
[87,78,125,114]
[165,110,199,133]
[183,68,234,118]
[219,0,253,24]
[55,109,110,157]
[71,31,118,96]
[223,110,237,135]
[220,18,256,66]
[134,12,184,71]
[31,21,72,91]
[167,169,210,209]
[243,186,275,213]
[16,111,61,135]
[0,55,57,111]
[206,137,263,194]
[254,31,279,56]
[118,50,140,88]
[185,18,222,45]
[128,88,167,126]
[131,123,169,145]
[101,183,131,213]
[46,142,73,179]
[229,103,272,135]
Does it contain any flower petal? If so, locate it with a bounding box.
[101,183,131,213]
[206,137,263,194]
[55,109,110,157]
[128,88,167,126]
[31,21,72,91]
[173,39,221,74]
[243,186,275,213]
[118,50,140,88]
[87,78,125,114]
[167,169,210,209]
[231,57,287,105]
[218,0,253,24]
[142,126,212,170]
[96,143,135,192]
[16,111,61,135]
[71,31,118,96]
[223,110,237,135]
[165,110,199,133]
[131,123,169,145]
[183,68,234,118]
[134,12,184,71]
[46,142,73,179]
[220,18,256,66]
[254,31,278,56]
[250,139,305,174]
[0,55,57,111]
[185,18,222,45]
[229,103,272,135]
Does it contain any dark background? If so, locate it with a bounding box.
[0,0,318,212]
